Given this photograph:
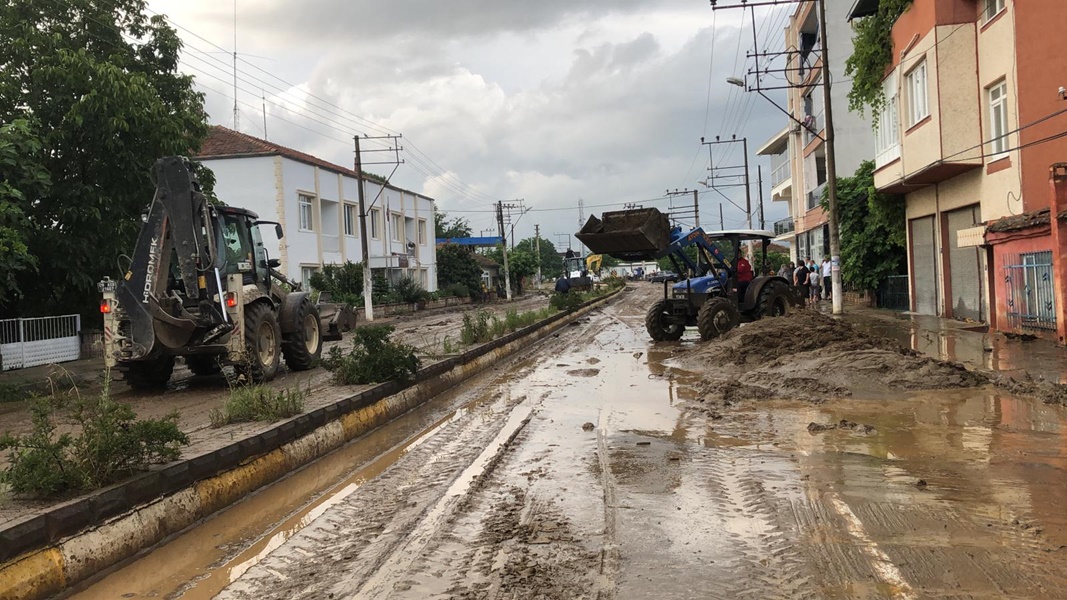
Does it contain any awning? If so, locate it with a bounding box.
[848,0,879,20]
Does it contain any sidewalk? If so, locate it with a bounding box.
[831,302,1067,384]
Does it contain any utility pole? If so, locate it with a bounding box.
[354,135,373,321]
[261,92,267,140]
[757,165,765,230]
[719,204,724,229]
[742,137,752,228]
[353,133,405,321]
[577,198,585,257]
[693,189,700,229]
[496,201,512,301]
[818,0,843,314]
[535,224,542,286]
[701,136,752,228]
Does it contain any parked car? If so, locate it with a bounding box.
[649,271,679,283]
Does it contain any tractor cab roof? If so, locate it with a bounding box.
[698,229,776,242]
[216,205,260,220]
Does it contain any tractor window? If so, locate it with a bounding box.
[221,214,254,276]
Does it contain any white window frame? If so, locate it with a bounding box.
[875,73,901,167]
[369,208,381,239]
[343,203,357,237]
[984,0,1005,23]
[987,80,1009,159]
[300,265,318,287]
[298,193,314,232]
[906,60,929,128]
[417,219,427,245]
[391,213,403,242]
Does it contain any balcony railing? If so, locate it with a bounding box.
[770,160,790,188]
[806,183,826,211]
[774,218,795,237]
[322,234,340,253]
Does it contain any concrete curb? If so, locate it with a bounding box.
[0,287,622,600]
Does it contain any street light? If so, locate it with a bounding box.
[726,77,745,88]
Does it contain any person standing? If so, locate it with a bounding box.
[736,252,754,300]
[808,264,821,302]
[821,256,832,300]
[777,262,791,280]
[793,261,810,307]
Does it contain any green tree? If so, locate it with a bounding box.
[845,0,913,120]
[0,0,209,318]
[436,243,482,298]
[513,237,564,278]
[0,120,48,301]
[821,160,906,294]
[434,211,473,239]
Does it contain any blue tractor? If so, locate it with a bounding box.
[576,208,798,341]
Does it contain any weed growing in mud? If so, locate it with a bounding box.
[0,382,25,403]
[322,324,421,384]
[210,383,308,427]
[459,307,556,347]
[0,377,188,497]
[550,292,585,312]
[460,311,494,345]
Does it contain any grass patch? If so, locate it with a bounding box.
[209,383,308,427]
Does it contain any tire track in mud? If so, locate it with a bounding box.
[215,305,619,600]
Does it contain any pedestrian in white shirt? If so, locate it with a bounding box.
[821,256,832,300]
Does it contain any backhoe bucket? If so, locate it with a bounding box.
[575,208,671,260]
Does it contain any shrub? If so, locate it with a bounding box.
[209,384,307,427]
[310,262,363,296]
[393,274,429,304]
[550,292,585,312]
[322,324,421,384]
[0,379,188,497]
[441,283,470,298]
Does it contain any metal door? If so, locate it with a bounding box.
[946,205,983,321]
[910,215,938,315]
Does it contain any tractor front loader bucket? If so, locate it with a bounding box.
[575,208,672,261]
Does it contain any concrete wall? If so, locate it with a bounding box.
[199,156,281,266]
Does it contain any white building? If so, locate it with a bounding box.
[197,126,437,291]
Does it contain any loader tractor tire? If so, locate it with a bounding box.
[645,299,685,342]
[237,302,282,383]
[697,297,741,341]
[121,356,175,390]
[752,281,790,321]
[186,355,222,377]
[282,296,322,371]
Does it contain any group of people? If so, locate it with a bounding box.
[777,257,832,304]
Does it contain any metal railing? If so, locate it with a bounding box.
[877,275,910,311]
[770,160,791,188]
[774,218,795,236]
[1004,251,1056,331]
[0,314,82,370]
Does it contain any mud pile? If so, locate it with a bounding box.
[678,311,986,403]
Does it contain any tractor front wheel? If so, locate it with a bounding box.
[237,302,282,383]
[697,297,740,341]
[645,299,685,341]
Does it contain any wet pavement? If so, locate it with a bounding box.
[66,286,1067,599]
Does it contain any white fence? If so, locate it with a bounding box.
[0,315,82,371]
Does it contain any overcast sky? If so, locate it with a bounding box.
[150,0,795,248]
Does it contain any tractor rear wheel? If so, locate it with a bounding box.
[236,302,282,383]
[752,281,790,320]
[645,299,685,341]
[120,356,175,390]
[697,297,740,341]
[282,296,322,371]
[186,355,222,376]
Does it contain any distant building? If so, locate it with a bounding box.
[758,0,876,263]
[196,126,437,291]
[852,0,1067,338]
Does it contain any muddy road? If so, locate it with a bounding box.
[70,285,1067,599]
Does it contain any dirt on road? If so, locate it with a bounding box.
[675,310,987,404]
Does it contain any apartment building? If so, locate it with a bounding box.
[759,0,875,263]
[851,0,1067,338]
[196,126,438,291]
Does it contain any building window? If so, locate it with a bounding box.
[906,60,929,127]
[875,73,901,166]
[369,208,381,239]
[300,266,318,288]
[988,80,1009,157]
[417,219,428,245]
[298,194,314,231]
[984,0,1005,22]
[391,213,403,242]
[344,204,357,237]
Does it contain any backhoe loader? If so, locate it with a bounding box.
[98,156,345,389]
